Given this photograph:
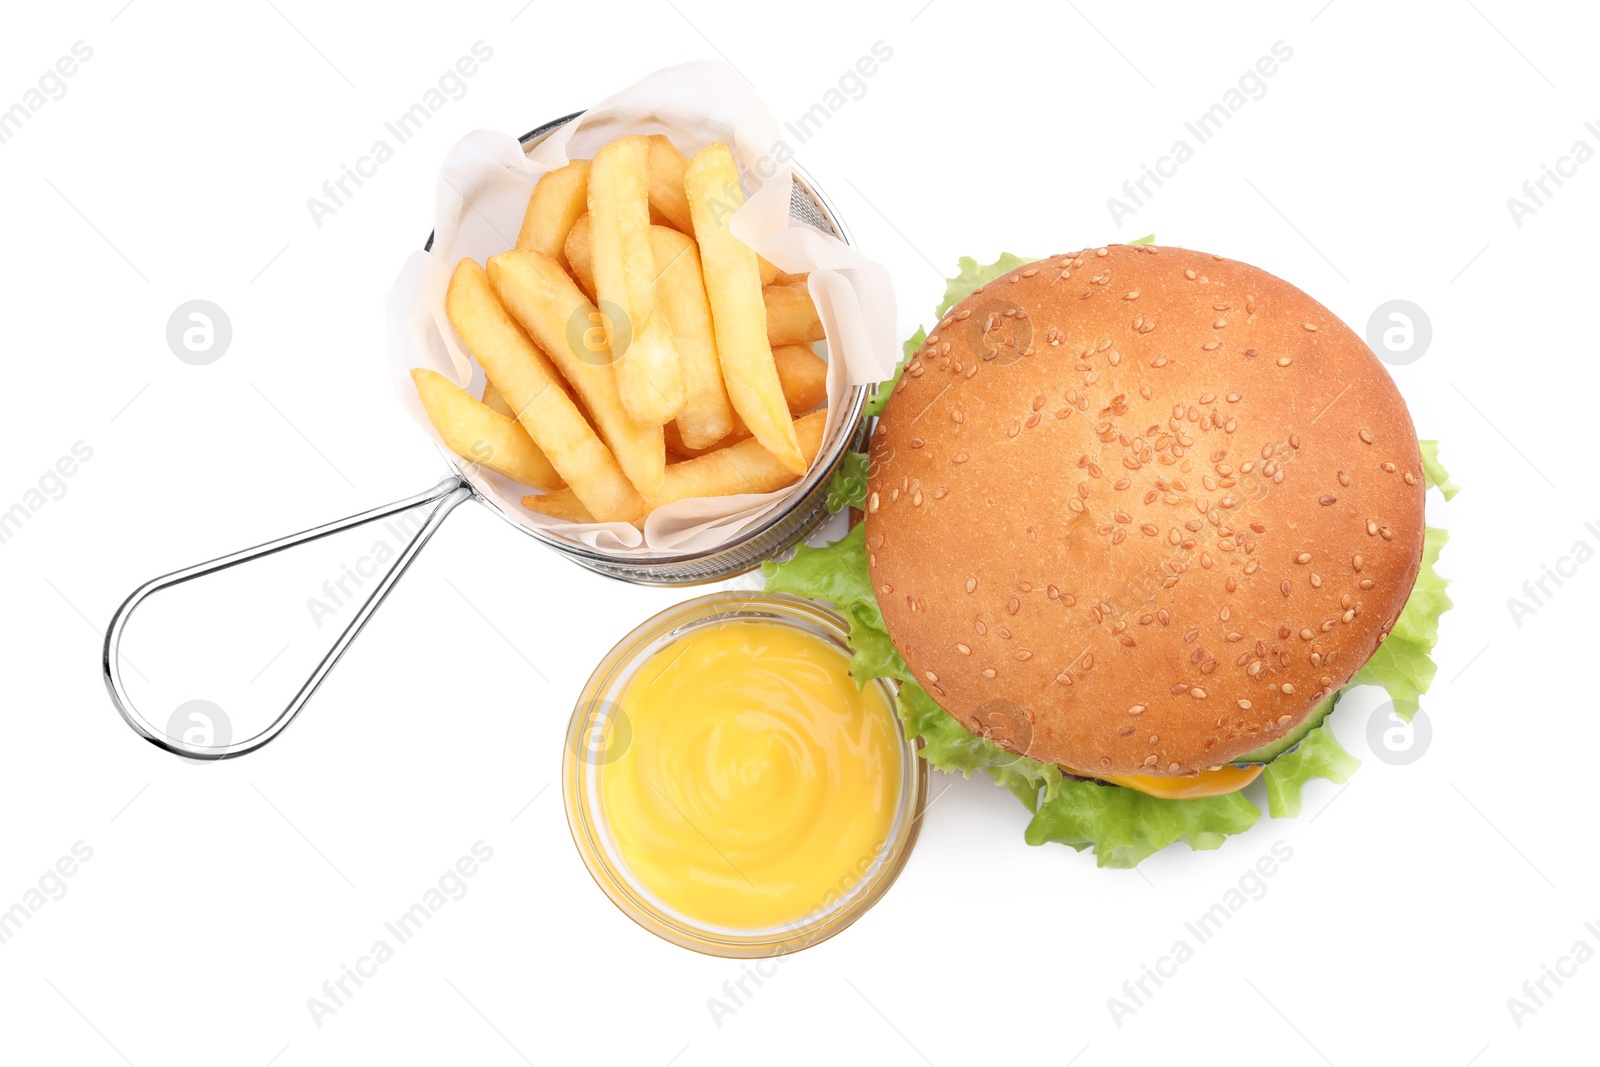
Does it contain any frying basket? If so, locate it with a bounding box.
[103,114,867,760]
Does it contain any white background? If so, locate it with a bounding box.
[1,1,1593,1063]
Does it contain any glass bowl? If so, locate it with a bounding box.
[562,591,927,956]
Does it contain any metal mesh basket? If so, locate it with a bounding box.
[462,115,869,586]
[105,111,872,758]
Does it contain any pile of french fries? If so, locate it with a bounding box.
[411,133,830,526]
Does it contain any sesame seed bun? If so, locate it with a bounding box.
[865,245,1425,777]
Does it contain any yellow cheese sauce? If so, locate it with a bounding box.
[598,620,902,931]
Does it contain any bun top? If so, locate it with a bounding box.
[865,245,1425,776]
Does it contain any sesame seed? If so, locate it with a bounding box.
[1280,580,1292,597]
[1296,552,1312,564]
[1191,687,1208,699]
[982,668,996,679]
[1359,429,1374,444]
[1238,699,1252,709]
[1303,323,1318,331]
[1184,269,1196,279]
[1129,704,1145,715]
[1015,650,1032,661]
[868,492,880,513]
[1281,683,1294,694]
[1277,356,1292,367]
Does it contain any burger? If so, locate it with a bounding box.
[766,242,1454,867]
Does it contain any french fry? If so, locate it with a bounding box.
[650,225,736,451]
[413,369,563,490]
[664,344,826,457]
[515,159,591,265]
[445,259,642,521]
[527,410,827,524]
[684,142,805,475]
[521,489,596,524]
[646,135,693,233]
[646,136,776,282]
[590,135,685,426]
[486,249,666,499]
[771,270,808,287]
[481,380,514,417]
[763,282,826,346]
[569,219,812,355]
[563,214,596,299]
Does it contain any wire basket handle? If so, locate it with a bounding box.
[103,475,474,760]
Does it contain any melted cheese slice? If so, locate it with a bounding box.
[1098,763,1263,799]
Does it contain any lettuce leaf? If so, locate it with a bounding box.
[864,252,1040,418]
[899,680,1063,811]
[936,253,1038,316]
[863,326,922,419]
[1256,449,1455,809]
[1420,440,1459,501]
[1025,781,1261,869]
[764,252,1455,866]
[1349,526,1451,721]
[1259,721,1362,819]
[763,525,906,686]
[824,451,869,514]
